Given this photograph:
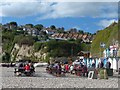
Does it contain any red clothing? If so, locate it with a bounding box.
[65,64,69,71]
[24,65,30,70]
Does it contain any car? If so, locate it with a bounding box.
[34,62,48,67]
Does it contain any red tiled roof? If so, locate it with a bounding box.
[68,33,73,38]
[78,34,83,39]
[51,33,94,42]
[82,34,87,39]
[73,33,79,39]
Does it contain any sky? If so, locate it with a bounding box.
[0,0,119,33]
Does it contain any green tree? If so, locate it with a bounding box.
[25,24,34,28]
[76,39,82,44]
[57,27,65,33]
[34,42,43,52]
[78,30,84,34]
[15,36,35,46]
[69,28,77,33]
[34,24,44,31]
[2,52,11,63]
[50,25,56,30]
[9,21,17,27]
[13,35,24,43]
[45,40,82,57]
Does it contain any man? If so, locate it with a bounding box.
[24,64,30,71]
[106,61,111,69]
[92,60,95,68]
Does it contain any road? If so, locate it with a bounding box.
[0,67,119,88]
[1,67,55,78]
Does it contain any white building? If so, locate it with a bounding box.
[103,44,119,58]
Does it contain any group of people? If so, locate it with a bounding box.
[46,59,88,77]
[15,60,35,74]
[46,57,112,77]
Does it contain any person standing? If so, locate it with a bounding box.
[65,64,69,73]
[92,59,95,68]
[61,63,65,75]
[106,61,111,69]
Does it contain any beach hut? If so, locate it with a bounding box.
[95,58,99,68]
[113,58,117,70]
[108,58,113,69]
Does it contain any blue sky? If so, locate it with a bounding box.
[0,1,118,33]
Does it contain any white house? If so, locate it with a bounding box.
[44,29,56,35]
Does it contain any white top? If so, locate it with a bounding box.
[70,65,74,71]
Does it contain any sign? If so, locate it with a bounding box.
[100,43,106,48]
[88,71,94,79]
[88,68,98,79]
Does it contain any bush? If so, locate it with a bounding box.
[2,52,11,63]
[14,35,35,46]
[45,40,82,57]
[34,42,43,52]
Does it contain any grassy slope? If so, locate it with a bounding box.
[91,23,118,57]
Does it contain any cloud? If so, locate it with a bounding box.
[0,2,54,17]
[39,2,118,19]
[98,19,118,28]
[1,0,120,2]
[72,26,82,30]
[0,1,118,20]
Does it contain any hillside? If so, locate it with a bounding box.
[91,22,118,57]
[2,22,92,62]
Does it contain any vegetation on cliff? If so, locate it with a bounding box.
[91,22,118,57]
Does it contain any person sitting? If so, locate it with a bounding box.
[100,61,104,68]
[30,63,35,73]
[106,61,111,69]
[98,60,104,68]
[80,59,84,67]
[65,64,69,73]
[70,65,74,74]
[19,63,24,72]
[24,64,30,71]
[58,63,61,76]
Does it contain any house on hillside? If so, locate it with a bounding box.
[63,34,68,40]
[43,28,56,35]
[50,33,94,43]
[81,34,88,42]
[67,33,73,39]
[77,51,90,58]
[32,28,39,36]
[73,33,79,40]
[2,23,10,30]
[78,34,83,39]
[88,35,95,43]
[9,24,17,30]
[23,27,39,36]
